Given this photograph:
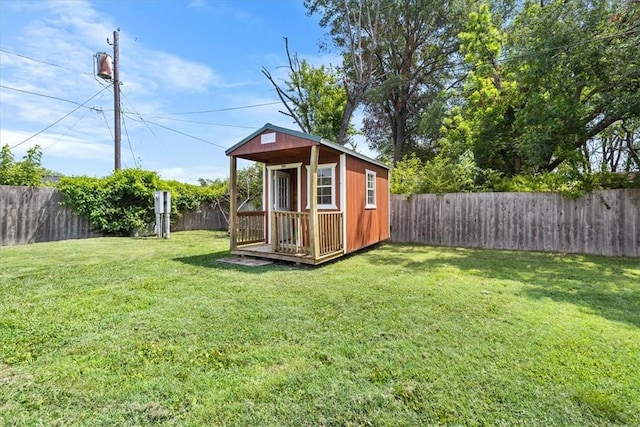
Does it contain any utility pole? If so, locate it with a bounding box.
[112,29,121,171]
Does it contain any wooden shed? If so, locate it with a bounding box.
[226,123,390,265]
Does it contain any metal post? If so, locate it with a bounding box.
[163,191,171,239]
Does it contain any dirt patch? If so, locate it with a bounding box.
[218,256,273,267]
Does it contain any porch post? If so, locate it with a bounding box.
[229,155,238,251]
[309,145,320,259]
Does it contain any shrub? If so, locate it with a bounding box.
[0,145,46,186]
[391,153,476,195]
[57,169,160,235]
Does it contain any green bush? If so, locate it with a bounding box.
[0,145,46,186]
[391,152,639,197]
[480,168,639,198]
[57,169,226,235]
[391,153,476,195]
[57,169,160,235]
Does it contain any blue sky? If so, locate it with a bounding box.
[1,0,369,183]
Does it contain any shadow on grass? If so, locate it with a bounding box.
[367,243,640,329]
[172,251,308,273]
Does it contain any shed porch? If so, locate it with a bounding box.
[229,144,345,265]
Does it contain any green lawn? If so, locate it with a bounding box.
[1,231,639,426]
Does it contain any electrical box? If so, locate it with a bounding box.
[154,191,165,214]
[154,190,171,239]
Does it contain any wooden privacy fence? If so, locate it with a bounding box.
[390,189,640,257]
[172,202,227,233]
[0,185,228,246]
[4,185,638,257]
[0,185,101,245]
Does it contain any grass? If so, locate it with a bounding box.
[1,230,639,426]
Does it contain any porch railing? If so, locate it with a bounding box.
[236,211,266,245]
[272,211,311,255]
[272,211,343,257]
[317,212,343,256]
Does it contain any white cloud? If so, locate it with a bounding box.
[135,52,221,92]
[0,0,323,181]
[158,165,228,184]
[0,129,112,160]
[187,0,207,9]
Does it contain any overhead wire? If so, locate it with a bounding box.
[150,101,281,116]
[124,114,229,150]
[152,117,257,129]
[0,48,95,77]
[99,109,114,141]
[121,113,140,168]
[119,88,144,167]
[0,84,106,110]
[40,88,109,155]
[10,86,111,149]
[118,86,169,154]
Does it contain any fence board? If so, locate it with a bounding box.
[172,202,227,232]
[4,185,639,257]
[0,185,102,245]
[1,186,228,246]
[390,190,640,258]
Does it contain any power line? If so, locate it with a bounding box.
[154,116,257,129]
[150,101,281,116]
[0,84,105,110]
[42,107,93,155]
[99,109,114,141]
[125,113,229,149]
[1,83,281,120]
[10,86,111,149]
[121,113,140,168]
[118,87,168,152]
[0,48,94,76]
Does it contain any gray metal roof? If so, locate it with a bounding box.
[225,123,390,170]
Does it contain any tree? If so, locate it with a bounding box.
[442,3,523,176]
[307,0,470,164]
[198,163,264,228]
[262,38,352,143]
[306,0,384,146]
[586,118,640,172]
[0,144,45,186]
[510,0,640,173]
[443,0,640,180]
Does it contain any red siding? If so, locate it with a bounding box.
[345,157,390,253]
[228,130,316,159]
[300,151,342,212]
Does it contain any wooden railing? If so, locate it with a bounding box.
[272,211,343,258]
[317,212,343,256]
[236,211,265,245]
[272,211,310,255]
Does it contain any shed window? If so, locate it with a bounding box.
[306,163,337,209]
[365,169,376,209]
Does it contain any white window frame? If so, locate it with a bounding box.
[306,163,338,210]
[365,169,377,209]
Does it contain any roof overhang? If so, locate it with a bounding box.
[226,123,390,170]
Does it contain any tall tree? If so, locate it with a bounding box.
[443,3,523,175]
[509,0,640,172]
[262,38,352,144]
[306,0,384,146]
[306,0,470,164]
[444,0,640,178]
